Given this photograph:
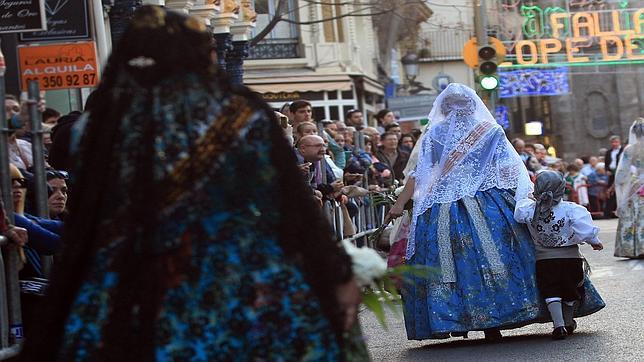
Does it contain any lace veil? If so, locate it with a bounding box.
[614,117,644,215]
[406,83,533,259]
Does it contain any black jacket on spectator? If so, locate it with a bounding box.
[603,146,624,218]
[375,148,410,184]
[604,146,624,182]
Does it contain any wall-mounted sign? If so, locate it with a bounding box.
[499,67,570,98]
[432,73,454,92]
[19,0,90,41]
[0,0,46,34]
[18,41,99,91]
[508,7,644,66]
[387,94,436,122]
[262,92,301,101]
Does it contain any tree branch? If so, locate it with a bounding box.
[281,6,394,25]
[249,0,426,45]
[250,0,288,46]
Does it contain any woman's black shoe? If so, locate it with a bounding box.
[552,326,567,340]
[565,320,577,335]
[484,329,502,342]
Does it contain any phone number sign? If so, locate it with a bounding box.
[17,41,99,91]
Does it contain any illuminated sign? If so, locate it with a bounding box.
[499,67,570,98]
[505,5,644,67]
[495,105,510,129]
[525,121,543,136]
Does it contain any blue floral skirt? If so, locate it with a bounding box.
[402,188,605,340]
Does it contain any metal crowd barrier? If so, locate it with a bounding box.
[324,194,389,248]
[0,235,22,359]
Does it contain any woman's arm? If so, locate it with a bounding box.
[25,215,63,234]
[385,177,415,223]
[14,213,61,255]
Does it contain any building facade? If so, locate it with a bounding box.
[244,0,431,124]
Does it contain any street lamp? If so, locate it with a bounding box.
[400,51,432,94]
[401,52,419,82]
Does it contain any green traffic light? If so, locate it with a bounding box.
[479,75,499,90]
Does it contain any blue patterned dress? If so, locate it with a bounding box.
[403,188,605,339]
[20,75,363,361]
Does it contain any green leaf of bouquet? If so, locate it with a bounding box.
[381,291,402,316]
[362,289,388,330]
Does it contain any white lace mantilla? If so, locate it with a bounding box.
[405,84,533,260]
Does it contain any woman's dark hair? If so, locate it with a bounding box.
[21,6,349,360]
[398,133,415,148]
[375,109,392,123]
[42,108,61,121]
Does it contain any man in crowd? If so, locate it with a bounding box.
[384,123,402,141]
[375,132,409,185]
[289,100,313,127]
[296,135,343,199]
[604,135,624,218]
[533,143,548,166]
[346,109,365,130]
[512,138,530,163]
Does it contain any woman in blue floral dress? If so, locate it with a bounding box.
[19,6,365,361]
[387,84,604,341]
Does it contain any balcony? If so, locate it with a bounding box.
[248,38,301,60]
[419,30,473,62]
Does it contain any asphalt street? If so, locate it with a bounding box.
[360,219,644,361]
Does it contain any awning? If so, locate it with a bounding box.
[246,75,353,94]
[249,81,352,93]
[362,77,385,96]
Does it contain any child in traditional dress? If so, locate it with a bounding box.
[514,170,603,340]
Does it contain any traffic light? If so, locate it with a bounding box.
[477,44,499,91]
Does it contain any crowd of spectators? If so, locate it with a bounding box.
[278,100,420,238]
[511,136,623,218]
[2,93,76,328]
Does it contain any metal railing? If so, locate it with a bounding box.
[248,38,301,60]
[0,235,22,359]
[324,194,388,248]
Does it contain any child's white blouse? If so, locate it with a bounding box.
[514,199,601,247]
